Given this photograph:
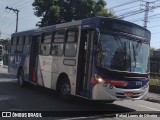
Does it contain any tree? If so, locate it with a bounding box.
[0,38,10,65]
[0,38,10,52]
[32,0,115,27]
[150,47,155,57]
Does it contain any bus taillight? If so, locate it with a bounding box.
[32,70,36,81]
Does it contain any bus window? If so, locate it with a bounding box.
[16,37,24,53]
[64,28,78,57]
[54,30,65,42]
[51,43,63,56]
[40,33,52,55]
[40,44,51,55]
[12,37,17,45]
[51,30,65,56]
[10,37,17,54]
[43,32,52,43]
[24,36,31,45]
[23,36,31,54]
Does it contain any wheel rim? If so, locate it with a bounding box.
[61,83,70,96]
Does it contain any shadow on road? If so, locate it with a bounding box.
[0,72,16,80]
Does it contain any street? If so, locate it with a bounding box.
[0,67,160,120]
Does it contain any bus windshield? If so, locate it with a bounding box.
[96,33,150,73]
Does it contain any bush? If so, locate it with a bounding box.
[3,54,8,65]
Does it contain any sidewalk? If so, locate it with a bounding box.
[2,65,8,69]
[146,92,160,103]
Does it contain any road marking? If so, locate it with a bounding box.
[138,105,160,111]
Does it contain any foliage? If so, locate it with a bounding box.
[0,38,10,65]
[150,47,155,57]
[0,38,10,52]
[32,0,115,27]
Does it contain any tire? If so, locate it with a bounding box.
[18,70,26,87]
[58,78,71,101]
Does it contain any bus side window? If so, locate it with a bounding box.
[10,37,17,54]
[40,32,52,56]
[64,28,78,57]
[17,36,24,53]
[51,30,65,56]
[23,36,31,54]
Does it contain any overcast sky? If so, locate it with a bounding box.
[0,0,160,49]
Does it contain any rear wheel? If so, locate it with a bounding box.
[58,78,71,101]
[18,70,26,87]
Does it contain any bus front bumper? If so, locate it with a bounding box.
[92,83,149,101]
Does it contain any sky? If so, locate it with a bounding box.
[106,0,160,49]
[0,0,160,49]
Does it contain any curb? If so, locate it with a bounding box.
[2,65,8,68]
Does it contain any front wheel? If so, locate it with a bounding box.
[18,70,26,87]
[58,78,71,101]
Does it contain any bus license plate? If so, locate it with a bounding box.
[124,92,133,97]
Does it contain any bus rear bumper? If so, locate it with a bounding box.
[92,84,149,101]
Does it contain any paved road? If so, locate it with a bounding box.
[0,67,160,120]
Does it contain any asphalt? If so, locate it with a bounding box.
[146,92,160,103]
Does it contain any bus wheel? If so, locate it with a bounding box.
[18,70,26,87]
[58,78,71,101]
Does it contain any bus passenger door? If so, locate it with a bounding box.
[77,30,94,97]
[29,35,40,82]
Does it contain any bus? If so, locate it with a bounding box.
[0,45,3,66]
[8,16,151,102]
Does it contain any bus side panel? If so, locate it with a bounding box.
[8,54,27,77]
[51,56,77,95]
[37,55,53,88]
[8,55,17,76]
[23,55,30,81]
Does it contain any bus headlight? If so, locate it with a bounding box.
[91,74,109,87]
[95,74,104,83]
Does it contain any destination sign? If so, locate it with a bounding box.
[100,20,151,40]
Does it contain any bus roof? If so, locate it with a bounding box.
[11,16,150,37]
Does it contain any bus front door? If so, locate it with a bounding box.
[29,35,40,82]
[77,30,94,97]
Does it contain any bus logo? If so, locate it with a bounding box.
[136,82,142,86]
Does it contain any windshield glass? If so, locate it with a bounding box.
[96,34,150,73]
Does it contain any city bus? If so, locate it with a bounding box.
[0,45,3,66]
[8,16,151,102]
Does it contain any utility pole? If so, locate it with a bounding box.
[143,2,150,28]
[5,6,19,33]
[141,1,156,28]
